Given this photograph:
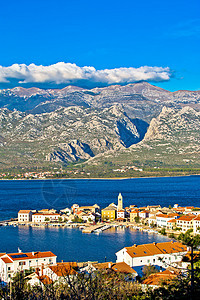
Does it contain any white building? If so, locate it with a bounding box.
[117,210,125,219]
[81,212,96,223]
[32,213,61,223]
[116,241,188,269]
[176,215,195,232]
[0,251,57,283]
[156,214,179,228]
[192,216,200,234]
[18,210,33,222]
[139,210,149,219]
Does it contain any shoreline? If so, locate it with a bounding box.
[0,173,200,181]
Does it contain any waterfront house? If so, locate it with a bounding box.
[139,210,150,219]
[81,212,96,223]
[176,215,196,232]
[116,241,188,268]
[156,214,179,228]
[101,204,117,221]
[130,209,139,222]
[32,213,61,223]
[0,251,57,283]
[18,210,33,222]
[117,210,125,219]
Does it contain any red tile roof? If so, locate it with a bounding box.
[1,257,13,264]
[4,251,56,262]
[177,216,195,221]
[167,219,177,223]
[49,262,77,276]
[142,270,176,286]
[18,210,31,213]
[123,241,187,258]
[92,262,137,274]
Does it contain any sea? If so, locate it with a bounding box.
[0,176,200,262]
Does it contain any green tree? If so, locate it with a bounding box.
[141,265,159,279]
[178,230,200,299]
[134,216,140,223]
[160,228,166,235]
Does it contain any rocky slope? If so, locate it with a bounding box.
[85,106,200,169]
[0,82,200,172]
[0,104,148,168]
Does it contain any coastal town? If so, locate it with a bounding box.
[0,193,200,293]
[7,193,200,235]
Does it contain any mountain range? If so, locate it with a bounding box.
[0,82,200,174]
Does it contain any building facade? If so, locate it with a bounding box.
[116,241,187,268]
[0,251,57,283]
[18,210,33,222]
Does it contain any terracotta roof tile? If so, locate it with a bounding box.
[1,257,13,264]
[177,216,195,221]
[6,251,56,261]
[111,262,137,274]
[124,241,187,258]
[49,262,77,276]
[142,270,176,286]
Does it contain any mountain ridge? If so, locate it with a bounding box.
[1,82,200,123]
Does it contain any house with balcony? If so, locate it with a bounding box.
[0,251,57,283]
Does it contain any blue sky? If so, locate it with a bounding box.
[0,0,199,91]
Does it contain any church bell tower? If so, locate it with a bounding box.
[117,193,123,211]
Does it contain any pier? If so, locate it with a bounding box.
[82,223,111,233]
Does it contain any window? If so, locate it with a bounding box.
[8,267,11,271]
[19,262,26,266]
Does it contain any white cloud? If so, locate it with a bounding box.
[0,62,171,85]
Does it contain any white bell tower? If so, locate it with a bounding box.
[117,193,123,211]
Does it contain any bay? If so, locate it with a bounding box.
[0,176,199,262]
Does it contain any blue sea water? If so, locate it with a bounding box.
[0,176,199,262]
